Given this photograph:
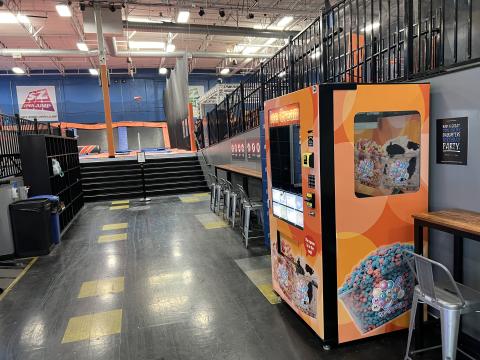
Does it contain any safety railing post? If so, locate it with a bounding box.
[404,0,414,79]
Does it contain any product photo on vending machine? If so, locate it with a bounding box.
[264,83,430,347]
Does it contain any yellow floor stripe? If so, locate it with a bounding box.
[110,205,129,210]
[102,223,128,231]
[78,277,125,298]
[0,257,38,302]
[257,283,282,304]
[193,193,210,197]
[112,200,129,205]
[62,309,123,344]
[179,197,203,203]
[98,233,127,243]
[203,221,229,229]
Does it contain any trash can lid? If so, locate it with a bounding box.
[29,195,60,203]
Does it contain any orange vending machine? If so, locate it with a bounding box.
[264,83,429,346]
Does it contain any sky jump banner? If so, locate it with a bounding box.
[16,86,58,121]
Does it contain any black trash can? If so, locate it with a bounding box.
[9,198,52,257]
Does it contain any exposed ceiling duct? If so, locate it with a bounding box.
[0,48,270,60]
[123,21,298,39]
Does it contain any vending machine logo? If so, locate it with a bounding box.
[21,88,55,112]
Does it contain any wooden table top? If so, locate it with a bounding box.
[215,164,262,179]
[413,209,480,237]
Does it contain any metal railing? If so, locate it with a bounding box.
[200,0,479,148]
[0,114,61,179]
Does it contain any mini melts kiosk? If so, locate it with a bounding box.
[264,83,430,346]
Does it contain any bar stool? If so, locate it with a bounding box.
[230,185,241,228]
[208,174,220,212]
[237,185,263,248]
[404,251,480,360]
[215,178,226,214]
[222,179,234,221]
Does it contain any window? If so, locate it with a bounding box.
[270,124,303,228]
[354,111,421,197]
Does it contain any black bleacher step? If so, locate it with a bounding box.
[81,173,141,181]
[146,179,207,190]
[145,174,205,182]
[83,185,209,202]
[144,169,203,178]
[144,162,201,170]
[81,162,138,172]
[82,178,143,188]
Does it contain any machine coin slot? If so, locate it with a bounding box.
[302,152,314,168]
[305,192,315,209]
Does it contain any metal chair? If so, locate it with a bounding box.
[236,185,263,248]
[404,251,480,360]
[230,184,241,228]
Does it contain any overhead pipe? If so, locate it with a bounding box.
[0,49,99,57]
[123,21,298,39]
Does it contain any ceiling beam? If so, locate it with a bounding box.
[4,0,65,74]
[123,21,298,39]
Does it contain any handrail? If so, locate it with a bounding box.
[201,0,480,149]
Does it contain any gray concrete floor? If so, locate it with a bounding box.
[0,194,455,360]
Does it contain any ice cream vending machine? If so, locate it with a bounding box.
[264,83,430,346]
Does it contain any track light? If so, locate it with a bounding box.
[109,2,116,12]
[198,7,205,16]
[247,13,254,19]
[219,8,225,18]
[80,2,85,11]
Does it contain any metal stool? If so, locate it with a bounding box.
[208,174,220,212]
[404,251,480,360]
[222,180,234,220]
[230,187,240,228]
[237,185,263,248]
[215,178,226,214]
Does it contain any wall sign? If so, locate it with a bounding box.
[268,103,300,127]
[246,138,261,161]
[436,117,468,165]
[231,139,245,160]
[16,86,58,121]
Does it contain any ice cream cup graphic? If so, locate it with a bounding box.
[338,243,415,334]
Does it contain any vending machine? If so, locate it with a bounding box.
[264,83,430,346]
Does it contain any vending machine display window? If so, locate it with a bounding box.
[354,111,421,198]
[270,124,303,228]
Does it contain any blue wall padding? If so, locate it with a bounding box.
[117,127,128,152]
[0,69,244,124]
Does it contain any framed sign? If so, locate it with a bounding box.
[137,152,146,163]
[246,138,261,161]
[231,139,245,161]
[436,117,468,165]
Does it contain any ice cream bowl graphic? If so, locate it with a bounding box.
[338,244,415,334]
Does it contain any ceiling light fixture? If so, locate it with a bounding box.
[198,7,205,17]
[16,14,30,23]
[220,68,230,75]
[219,8,225,17]
[55,3,72,17]
[89,68,99,75]
[166,43,175,53]
[76,42,88,51]
[159,67,168,75]
[0,12,18,23]
[109,3,116,12]
[80,2,86,11]
[247,13,254,19]
[177,10,190,23]
[12,67,25,74]
[278,70,286,78]
[277,16,293,28]
[128,41,166,49]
